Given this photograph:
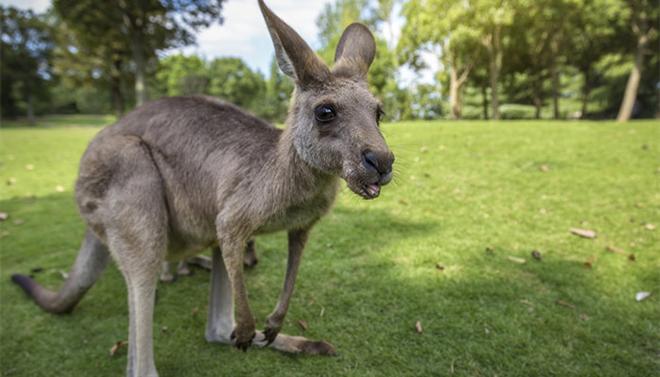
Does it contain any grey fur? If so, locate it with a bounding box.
[11,1,393,376]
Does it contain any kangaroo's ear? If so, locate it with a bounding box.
[332,23,376,79]
[258,0,329,87]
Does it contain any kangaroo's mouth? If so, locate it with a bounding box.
[360,183,380,199]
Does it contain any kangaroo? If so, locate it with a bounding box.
[11,1,394,376]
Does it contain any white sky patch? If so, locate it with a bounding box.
[1,0,50,12]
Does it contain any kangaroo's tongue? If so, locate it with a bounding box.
[366,184,380,197]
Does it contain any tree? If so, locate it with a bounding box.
[155,54,208,97]
[207,57,266,112]
[0,6,54,122]
[262,56,294,122]
[54,0,226,107]
[400,0,483,119]
[616,0,657,121]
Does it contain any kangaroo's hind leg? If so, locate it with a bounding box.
[88,136,168,377]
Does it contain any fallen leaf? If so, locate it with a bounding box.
[485,246,494,254]
[644,223,656,230]
[635,292,651,302]
[161,326,168,333]
[319,307,325,317]
[628,254,636,261]
[570,228,597,239]
[583,256,596,269]
[59,270,69,280]
[539,208,547,214]
[435,263,445,271]
[519,299,534,307]
[420,146,429,153]
[579,313,590,321]
[507,256,526,264]
[398,199,408,206]
[297,320,308,332]
[6,177,16,186]
[191,307,199,316]
[415,320,423,334]
[109,340,127,356]
[55,185,65,192]
[13,219,24,225]
[555,299,575,309]
[606,245,626,255]
[539,164,550,172]
[0,212,8,221]
[25,164,34,171]
[531,250,542,261]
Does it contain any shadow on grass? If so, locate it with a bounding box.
[1,192,658,377]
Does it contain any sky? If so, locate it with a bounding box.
[2,0,436,82]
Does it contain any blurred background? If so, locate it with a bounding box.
[1,0,658,124]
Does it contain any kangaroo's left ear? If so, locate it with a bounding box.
[332,23,376,79]
[258,0,330,88]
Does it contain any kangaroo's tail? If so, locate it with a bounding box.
[11,229,110,314]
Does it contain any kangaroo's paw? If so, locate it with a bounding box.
[230,325,256,352]
[253,331,337,356]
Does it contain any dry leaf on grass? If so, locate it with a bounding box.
[570,228,597,239]
[0,212,8,221]
[606,245,626,254]
[55,185,65,193]
[507,256,526,264]
[539,164,550,172]
[584,256,596,269]
[191,307,199,316]
[635,292,651,302]
[415,321,423,334]
[644,223,656,230]
[297,320,308,332]
[6,177,17,186]
[319,307,325,317]
[579,313,590,321]
[435,263,445,271]
[531,250,542,260]
[59,270,69,280]
[109,340,127,356]
[555,300,576,309]
[25,164,34,171]
[13,219,24,225]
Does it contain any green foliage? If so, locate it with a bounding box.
[155,55,208,97]
[0,6,54,119]
[1,117,659,376]
[207,58,266,111]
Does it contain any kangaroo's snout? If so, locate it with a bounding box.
[362,149,395,185]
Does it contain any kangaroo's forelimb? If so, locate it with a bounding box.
[11,229,110,314]
[263,228,309,344]
[205,247,336,355]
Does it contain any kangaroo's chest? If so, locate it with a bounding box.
[256,182,338,234]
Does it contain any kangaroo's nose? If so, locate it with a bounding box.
[362,150,395,185]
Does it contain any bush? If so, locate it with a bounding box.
[499,104,537,119]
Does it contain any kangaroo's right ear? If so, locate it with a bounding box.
[258,0,330,88]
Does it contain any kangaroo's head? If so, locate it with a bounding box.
[259,0,394,200]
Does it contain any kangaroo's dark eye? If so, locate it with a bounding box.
[314,105,336,123]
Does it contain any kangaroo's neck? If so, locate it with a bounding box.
[271,125,335,199]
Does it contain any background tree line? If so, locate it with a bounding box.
[1,0,657,123]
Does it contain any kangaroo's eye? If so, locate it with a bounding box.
[314,105,336,123]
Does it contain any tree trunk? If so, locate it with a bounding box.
[132,34,147,107]
[580,67,591,119]
[481,84,489,120]
[26,90,35,125]
[488,26,502,120]
[111,57,125,116]
[551,63,560,119]
[449,67,462,119]
[617,32,648,121]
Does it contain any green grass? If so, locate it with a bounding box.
[1,115,659,377]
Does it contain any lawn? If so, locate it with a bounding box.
[0,116,658,377]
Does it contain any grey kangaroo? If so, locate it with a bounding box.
[11,1,394,376]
